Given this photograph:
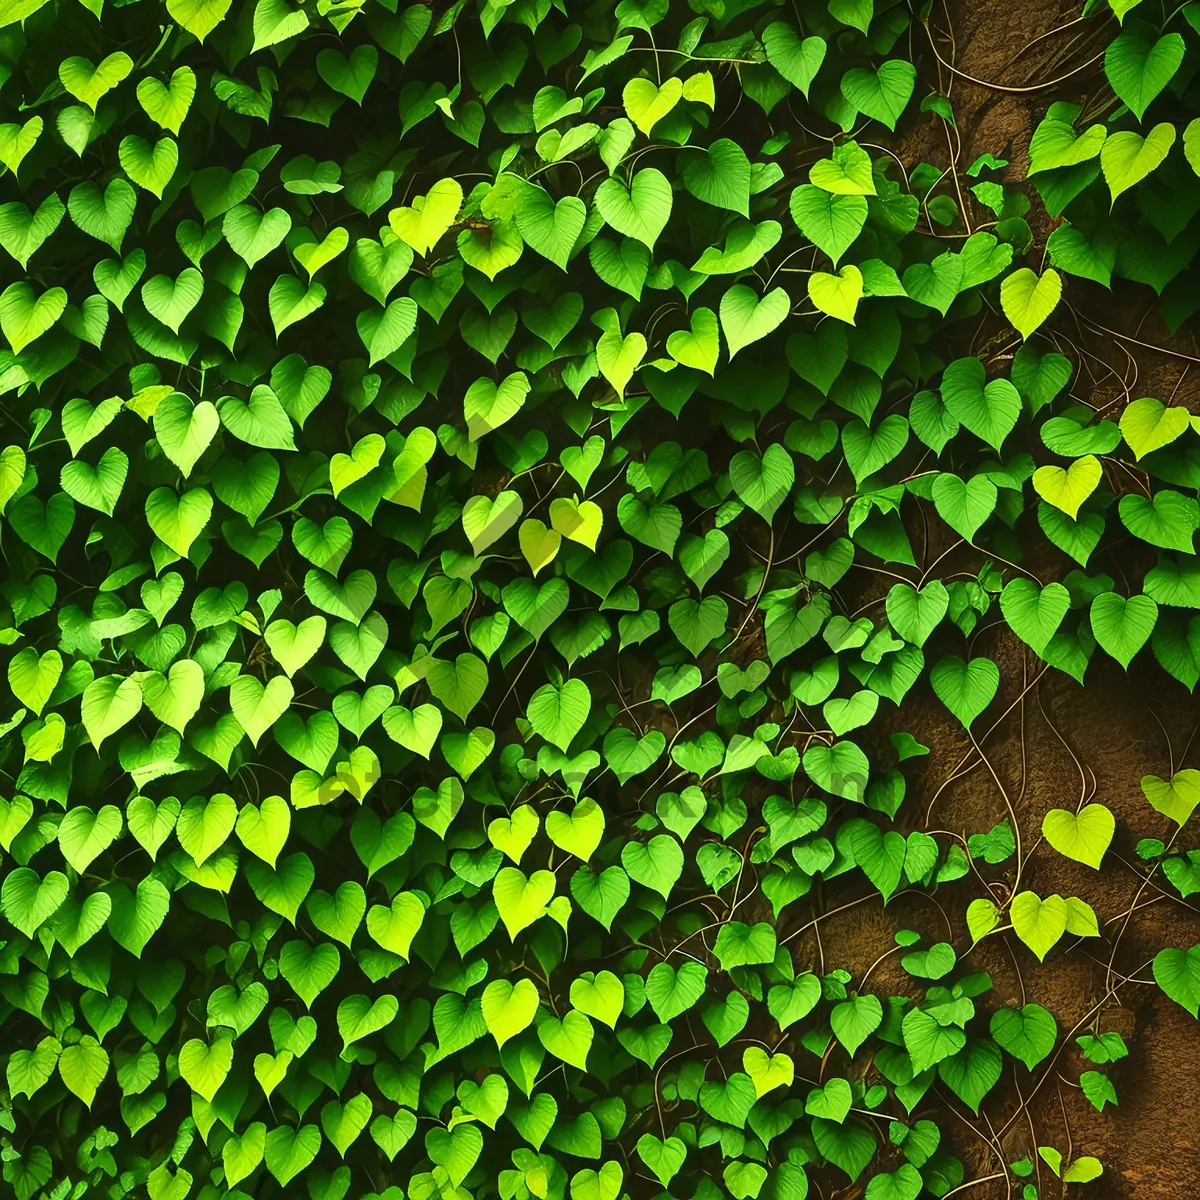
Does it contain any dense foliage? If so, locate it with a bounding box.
[1,0,1199,1199]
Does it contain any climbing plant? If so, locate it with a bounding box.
[0,0,1198,1199]
[1032,0,1200,333]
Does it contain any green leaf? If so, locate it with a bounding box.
[646,961,708,1023]
[886,581,948,646]
[118,135,178,199]
[621,835,684,899]
[1104,23,1184,121]
[178,1036,233,1101]
[176,791,236,866]
[0,115,44,172]
[265,1124,321,1186]
[720,284,789,357]
[493,867,555,938]
[482,978,540,1046]
[990,1004,1057,1070]
[515,187,587,269]
[940,357,1021,450]
[424,653,487,721]
[218,388,296,452]
[824,691,878,737]
[488,804,539,865]
[81,675,143,749]
[265,616,327,677]
[252,0,309,50]
[903,252,963,315]
[316,44,377,103]
[137,66,196,134]
[1,868,68,938]
[762,24,826,94]
[546,797,605,861]
[931,472,997,543]
[1186,117,1200,176]
[58,1037,109,1107]
[808,265,863,324]
[1000,268,1062,338]
[864,1165,922,1200]
[596,329,646,399]
[338,993,398,1052]
[59,52,132,109]
[839,819,906,899]
[903,1011,962,1082]
[1119,396,1190,458]
[1121,492,1199,553]
[810,141,876,194]
[570,971,624,1028]
[166,0,232,40]
[1029,102,1106,175]
[462,490,523,554]
[666,307,719,374]
[58,805,123,874]
[222,1124,266,1187]
[713,922,776,969]
[1063,1158,1104,1184]
[840,60,916,130]
[805,1077,852,1122]
[8,493,75,562]
[1042,804,1114,869]
[322,1094,374,1156]
[637,1134,688,1187]
[1032,455,1101,520]
[813,1118,875,1180]
[0,194,65,270]
[464,371,530,440]
[537,1009,593,1070]
[7,1035,61,1099]
[931,656,998,729]
[743,1047,794,1098]
[1141,769,1200,825]
[622,76,683,135]
[357,297,417,366]
[1153,944,1200,1016]
[269,276,326,336]
[789,186,866,265]
[1089,592,1157,668]
[526,679,590,751]
[1101,122,1175,201]
[1000,579,1070,655]
[153,394,219,477]
[366,891,425,957]
[681,139,751,216]
[236,795,291,868]
[668,596,728,657]
[68,180,136,252]
[8,647,62,716]
[246,851,313,923]
[842,415,908,486]
[571,865,629,929]
[1010,891,1067,961]
[60,448,127,516]
[0,282,67,354]
[803,741,869,802]
[729,444,794,522]
[830,992,883,1055]
[939,1039,1002,1113]
[141,659,205,734]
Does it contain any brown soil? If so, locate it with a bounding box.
[786,2,1200,1195]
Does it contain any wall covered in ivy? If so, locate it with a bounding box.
[1,0,1200,1198]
